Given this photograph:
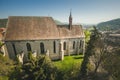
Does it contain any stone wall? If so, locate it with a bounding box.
[5,39,60,60]
[5,37,85,61]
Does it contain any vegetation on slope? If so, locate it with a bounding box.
[53,55,83,80]
[53,55,83,71]
[0,19,8,28]
[97,18,120,31]
[0,54,14,80]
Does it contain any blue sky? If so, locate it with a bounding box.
[0,0,120,24]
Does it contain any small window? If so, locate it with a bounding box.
[12,43,17,55]
[26,43,32,52]
[53,41,56,53]
[40,42,45,54]
[79,40,81,49]
[73,41,75,49]
[63,42,66,50]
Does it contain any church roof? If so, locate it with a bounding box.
[58,25,84,39]
[4,16,84,41]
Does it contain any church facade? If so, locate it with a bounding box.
[4,13,85,61]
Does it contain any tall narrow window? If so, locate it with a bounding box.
[63,42,66,50]
[79,40,81,49]
[73,41,75,49]
[12,43,17,55]
[26,43,31,52]
[40,42,45,54]
[53,41,56,53]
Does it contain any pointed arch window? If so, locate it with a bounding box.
[40,42,45,54]
[63,42,66,50]
[12,43,17,55]
[73,41,75,49]
[53,41,56,53]
[79,40,82,49]
[26,43,31,52]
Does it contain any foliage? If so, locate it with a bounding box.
[9,55,57,80]
[53,55,83,80]
[0,54,14,79]
[97,18,120,31]
[79,26,102,79]
[102,48,120,80]
[84,29,91,44]
[54,55,83,71]
[0,19,8,28]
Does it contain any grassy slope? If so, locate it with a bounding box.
[53,55,83,72]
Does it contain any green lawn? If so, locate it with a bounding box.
[53,55,83,72]
[0,76,8,80]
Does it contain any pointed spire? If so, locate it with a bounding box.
[69,9,72,30]
[70,9,72,18]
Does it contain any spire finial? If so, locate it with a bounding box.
[69,9,72,30]
[70,9,72,17]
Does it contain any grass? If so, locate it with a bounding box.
[53,55,83,72]
[0,76,8,80]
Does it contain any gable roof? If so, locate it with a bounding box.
[58,25,84,39]
[5,16,84,41]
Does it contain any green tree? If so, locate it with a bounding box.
[84,29,91,44]
[103,48,120,80]
[79,26,101,79]
[0,54,14,79]
[9,55,57,80]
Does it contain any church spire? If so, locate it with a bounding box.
[69,9,72,30]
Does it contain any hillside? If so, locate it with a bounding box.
[97,18,120,31]
[0,19,8,28]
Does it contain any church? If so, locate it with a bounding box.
[4,12,85,61]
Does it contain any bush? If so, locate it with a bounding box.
[0,54,14,77]
[9,55,57,80]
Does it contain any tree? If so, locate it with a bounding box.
[9,55,57,80]
[89,33,110,74]
[0,54,14,79]
[102,45,120,80]
[79,26,102,79]
[84,29,91,44]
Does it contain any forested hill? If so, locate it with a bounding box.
[97,18,120,31]
[0,19,8,28]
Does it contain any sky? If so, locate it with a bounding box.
[0,0,120,24]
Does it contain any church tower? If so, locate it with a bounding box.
[69,10,72,30]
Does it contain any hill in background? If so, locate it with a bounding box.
[1,18,120,31]
[0,19,8,28]
[97,18,120,31]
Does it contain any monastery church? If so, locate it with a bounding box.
[4,12,85,61]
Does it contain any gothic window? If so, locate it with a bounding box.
[12,43,17,55]
[79,40,82,49]
[73,41,75,49]
[63,42,66,50]
[26,43,31,52]
[40,42,45,54]
[53,41,56,53]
